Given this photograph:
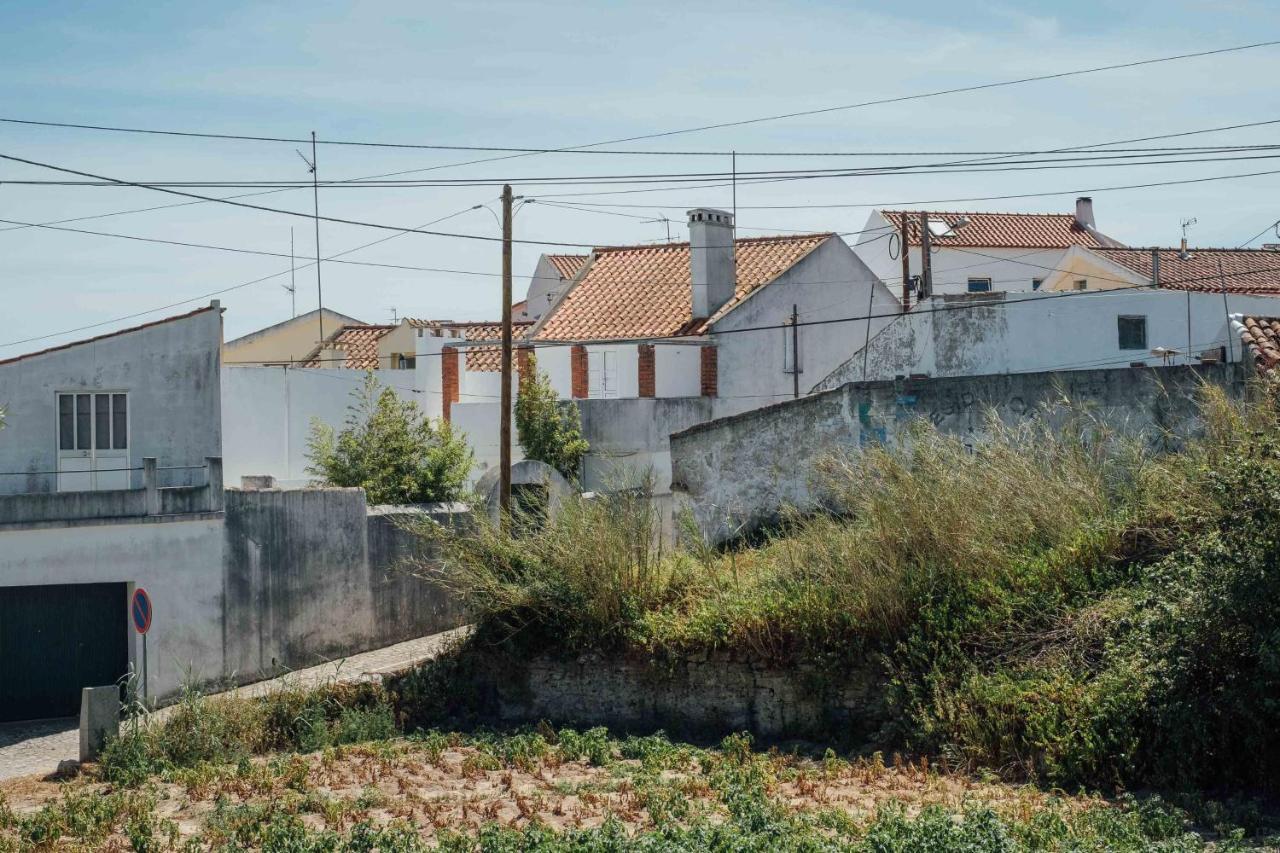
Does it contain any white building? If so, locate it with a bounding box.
[853,197,1125,303]
[440,208,898,501]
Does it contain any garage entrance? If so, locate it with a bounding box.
[0,583,128,722]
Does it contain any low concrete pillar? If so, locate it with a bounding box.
[79,685,120,762]
[206,456,224,511]
[240,474,277,491]
[142,457,160,515]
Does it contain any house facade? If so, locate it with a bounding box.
[854,197,1125,303]
[222,307,364,367]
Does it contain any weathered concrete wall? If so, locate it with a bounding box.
[0,306,222,495]
[432,651,889,743]
[0,515,227,700]
[672,363,1243,543]
[222,489,465,683]
[366,506,467,641]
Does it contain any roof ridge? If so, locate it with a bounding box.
[881,209,1077,218]
[1099,246,1280,253]
[593,232,833,253]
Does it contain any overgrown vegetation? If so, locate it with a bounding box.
[515,353,589,480]
[7,707,1266,850]
[306,372,472,504]
[427,384,1280,795]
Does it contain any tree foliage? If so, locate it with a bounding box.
[515,354,589,480]
[306,373,472,504]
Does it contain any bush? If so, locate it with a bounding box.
[515,353,589,480]
[306,372,472,504]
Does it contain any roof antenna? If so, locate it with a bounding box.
[282,227,297,317]
[389,307,398,324]
[1180,217,1197,260]
[644,215,673,242]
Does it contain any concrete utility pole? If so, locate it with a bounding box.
[918,211,933,299]
[499,185,514,516]
[899,215,912,311]
[791,303,800,399]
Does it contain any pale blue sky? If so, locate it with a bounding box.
[2,0,1278,350]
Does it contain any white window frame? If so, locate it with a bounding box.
[56,391,130,491]
[967,278,993,293]
[587,349,619,399]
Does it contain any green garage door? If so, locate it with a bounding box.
[0,583,128,722]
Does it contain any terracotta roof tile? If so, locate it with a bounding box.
[880,210,1119,249]
[1097,248,1280,295]
[533,233,831,341]
[547,254,589,280]
[300,324,395,369]
[454,322,535,372]
[1236,315,1280,372]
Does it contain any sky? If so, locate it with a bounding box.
[1,0,1279,352]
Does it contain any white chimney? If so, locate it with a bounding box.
[688,208,736,319]
[1074,196,1095,230]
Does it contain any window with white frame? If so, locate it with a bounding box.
[967,278,992,293]
[58,392,128,451]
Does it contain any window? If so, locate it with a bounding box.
[1032,278,1044,291]
[57,392,128,452]
[1118,316,1147,351]
[395,353,416,370]
[967,278,992,293]
[1073,279,1088,291]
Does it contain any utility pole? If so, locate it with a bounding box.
[918,212,933,299]
[899,215,912,312]
[731,151,737,224]
[791,303,800,399]
[499,185,514,516]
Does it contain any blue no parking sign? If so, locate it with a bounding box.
[131,588,152,635]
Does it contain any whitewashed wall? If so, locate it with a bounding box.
[816,289,1280,390]
[221,366,419,488]
[655,345,702,397]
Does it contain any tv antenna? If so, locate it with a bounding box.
[282,227,297,317]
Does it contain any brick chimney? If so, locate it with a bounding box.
[688,208,736,319]
[1074,196,1095,230]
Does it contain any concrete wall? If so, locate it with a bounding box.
[222,489,465,682]
[0,307,222,494]
[815,290,1280,391]
[0,515,226,700]
[672,363,1242,543]
[711,237,899,419]
[221,366,420,488]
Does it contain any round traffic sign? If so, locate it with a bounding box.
[131,588,152,635]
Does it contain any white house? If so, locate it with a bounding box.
[854,197,1126,304]
[520,253,588,321]
[442,208,898,504]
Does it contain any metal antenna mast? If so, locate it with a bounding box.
[296,133,324,343]
[283,227,297,317]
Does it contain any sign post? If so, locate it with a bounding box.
[131,588,152,705]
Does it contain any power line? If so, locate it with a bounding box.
[13,149,1280,189]
[5,41,1274,162]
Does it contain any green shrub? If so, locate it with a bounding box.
[306,372,472,504]
[515,353,589,480]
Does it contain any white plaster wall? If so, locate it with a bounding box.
[220,366,418,488]
[450,401,522,484]
[415,333,447,421]
[712,238,898,419]
[0,309,223,495]
[525,256,573,321]
[0,517,225,699]
[536,345,574,398]
[816,290,1280,388]
[852,210,1077,298]
[655,345,702,398]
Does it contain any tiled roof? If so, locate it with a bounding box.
[533,233,831,341]
[1235,316,1280,372]
[301,324,395,369]
[547,254,589,280]
[455,322,534,372]
[405,317,449,329]
[0,304,222,368]
[879,210,1119,249]
[1097,248,1280,294]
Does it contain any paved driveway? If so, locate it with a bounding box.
[0,628,467,782]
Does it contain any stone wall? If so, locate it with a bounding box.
[671,363,1243,544]
[496,654,889,743]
